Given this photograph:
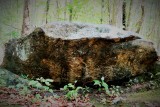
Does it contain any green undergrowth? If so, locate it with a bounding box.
[0,65,160,106]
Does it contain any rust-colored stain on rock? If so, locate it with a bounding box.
[1,27,158,84]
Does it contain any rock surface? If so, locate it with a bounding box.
[0,68,29,87]
[0,45,5,65]
[1,22,158,84]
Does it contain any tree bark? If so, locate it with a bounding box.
[21,0,30,36]
[45,0,50,24]
[136,1,144,33]
[100,0,104,24]
[122,0,126,30]
[110,0,116,25]
[126,0,132,30]
[107,0,111,24]
[64,0,67,20]
[69,0,73,22]
[56,0,59,20]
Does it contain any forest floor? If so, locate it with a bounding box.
[91,88,160,107]
[0,66,160,107]
[0,85,160,107]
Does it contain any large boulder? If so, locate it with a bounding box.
[1,22,158,84]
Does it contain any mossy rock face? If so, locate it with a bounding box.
[1,22,158,84]
[0,68,29,87]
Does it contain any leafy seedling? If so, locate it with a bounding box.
[93,76,110,95]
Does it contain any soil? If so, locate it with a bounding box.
[0,68,160,107]
[1,87,159,107]
[88,88,160,107]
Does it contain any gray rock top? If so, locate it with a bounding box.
[41,22,142,39]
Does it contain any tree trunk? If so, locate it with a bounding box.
[69,0,73,22]
[21,0,30,36]
[64,0,67,21]
[136,0,144,33]
[100,0,104,24]
[122,0,126,30]
[56,0,59,20]
[45,0,50,24]
[107,0,111,24]
[110,0,116,25]
[126,0,132,30]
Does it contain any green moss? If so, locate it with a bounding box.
[125,88,160,102]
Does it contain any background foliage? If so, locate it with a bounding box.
[0,0,159,55]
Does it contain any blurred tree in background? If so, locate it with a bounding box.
[0,0,159,55]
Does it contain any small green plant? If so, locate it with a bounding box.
[14,81,31,95]
[82,86,91,95]
[31,94,42,103]
[127,77,144,87]
[93,76,110,95]
[29,77,54,93]
[20,74,29,79]
[109,85,123,96]
[63,81,84,100]
[12,77,54,96]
